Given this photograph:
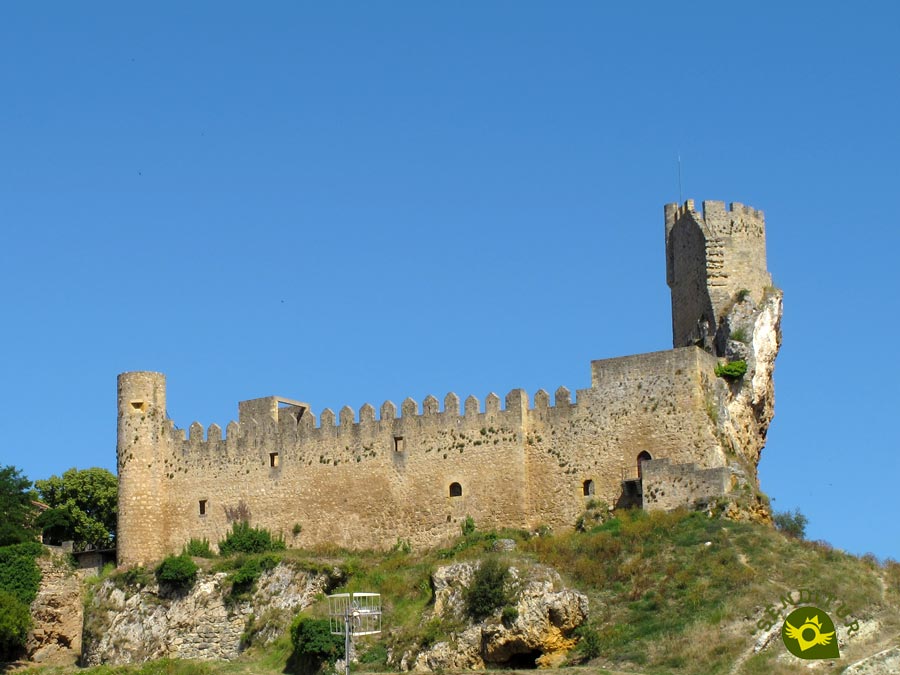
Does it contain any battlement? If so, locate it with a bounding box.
[169,385,578,451]
[665,199,765,235]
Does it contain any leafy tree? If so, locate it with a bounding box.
[34,467,117,549]
[0,465,38,546]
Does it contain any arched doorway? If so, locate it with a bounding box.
[637,451,652,479]
[449,482,463,497]
[582,479,595,496]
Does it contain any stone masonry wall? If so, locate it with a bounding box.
[641,458,730,511]
[117,347,726,565]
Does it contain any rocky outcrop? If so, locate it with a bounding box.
[25,550,85,666]
[710,289,783,521]
[81,562,339,665]
[403,561,588,671]
[842,645,900,675]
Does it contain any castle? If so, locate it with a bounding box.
[117,200,783,566]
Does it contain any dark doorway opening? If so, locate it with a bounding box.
[637,451,652,479]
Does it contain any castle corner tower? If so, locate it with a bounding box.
[117,371,169,566]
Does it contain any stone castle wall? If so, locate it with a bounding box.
[117,199,780,566]
[117,347,725,565]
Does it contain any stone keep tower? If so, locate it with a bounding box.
[665,200,772,356]
[117,371,169,565]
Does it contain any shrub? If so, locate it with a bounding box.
[230,554,279,598]
[501,605,519,626]
[218,521,286,555]
[461,515,476,537]
[155,554,199,590]
[0,589,31,660]
[466,557,512,621]
[574,625,602,660]
[183,538,214,558]
[289,615,343,669]
[715,360,748,379]
[0,541,43,605]
[773,509,808,539]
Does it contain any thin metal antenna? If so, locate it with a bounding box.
[677,154,683,203]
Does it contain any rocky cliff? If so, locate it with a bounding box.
[25,550,85,666]
[399,556,588,672]
[82,562,340,665]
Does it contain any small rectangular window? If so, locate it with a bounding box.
[270,452,280,468]
[394,437,405,453]
[199,499,207,516]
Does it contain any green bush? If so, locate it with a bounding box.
[183,538,214,558]
[461,515,476,537]
[773,509,808,539]
[155,554,199,590]
[574,625,602,660]
[0,541,43,604]
[501,605,519,625]
[289,615,343,670]
[466,557,512,621]
[0,589,31,660]
[715,360,748,379]
[218,521,286,555]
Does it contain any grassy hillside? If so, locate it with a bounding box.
[16,509,900,675]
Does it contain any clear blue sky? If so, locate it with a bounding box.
[2,3,898,561]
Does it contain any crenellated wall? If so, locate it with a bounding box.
[117,347,725,565]
[116,199,779,566]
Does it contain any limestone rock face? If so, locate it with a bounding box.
[82,563,336,665]
[712,289,783,521]
[408,562,588,671]
[842,645,900,675]
[26,551,85,666]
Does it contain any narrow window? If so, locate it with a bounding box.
[637,451,652,479]
[130,400,147,412]
[199,499,207,516]
[394,436,405,453]
[582,479,595,496]
[270,452,279,468]
[449,482,462,497]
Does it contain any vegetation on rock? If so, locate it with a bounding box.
[715,359,748,379]
[155,554,199,591]
[218,522,286,555]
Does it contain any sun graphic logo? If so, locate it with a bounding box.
[782,606,839,659]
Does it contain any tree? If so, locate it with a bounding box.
[0,465,38,546]
[773,508,808,540]
[0,589,31,661]
[35,467,117,549]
